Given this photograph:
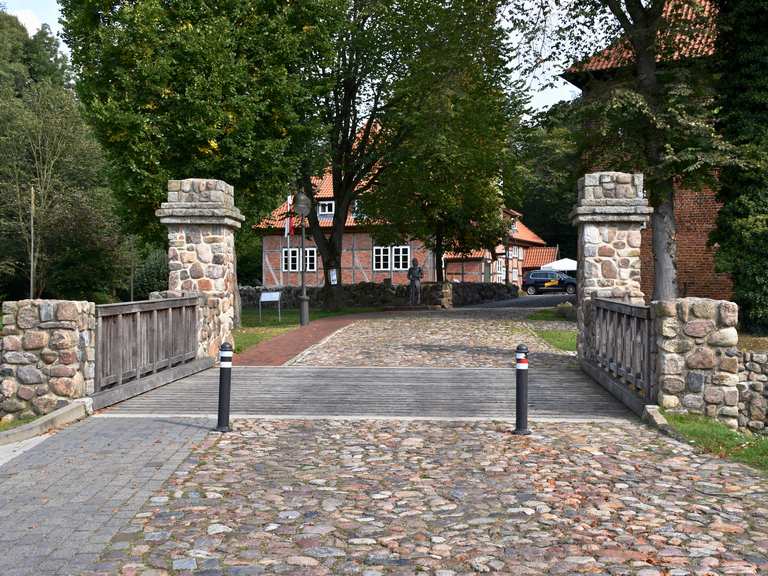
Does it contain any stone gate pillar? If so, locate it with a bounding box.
[156,179,244,358]
[571,172,653,359]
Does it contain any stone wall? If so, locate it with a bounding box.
[655,298,743,429]
[239,282,517,309]
[156,179,244,359]
[572,171,653,360]
[738,351,767,432]
[0,300,95,422]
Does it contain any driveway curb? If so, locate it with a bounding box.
[0,398,93,446]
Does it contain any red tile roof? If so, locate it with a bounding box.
[511,220,546,246]
[444,249,489,261]
[255,171,546,248]
[565,0,715,79]
[254,170,354,231]
[523,246,560,270]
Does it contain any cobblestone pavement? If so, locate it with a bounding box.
[83,419,768,576]
[0,416,210,576]
[289,310,574,368]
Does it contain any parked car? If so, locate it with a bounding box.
[522,270,576,295]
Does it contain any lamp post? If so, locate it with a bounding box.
[295,192,311,326]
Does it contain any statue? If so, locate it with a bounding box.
[407,257,423,305]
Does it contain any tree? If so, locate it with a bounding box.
[509,0,732,300]
[0,12,68,91]
[505,101,582,258]
[711,0,768,332]
[297,0,514,305]
[59,0,327,239]
[0,81,122,299]
[358,0,517,280]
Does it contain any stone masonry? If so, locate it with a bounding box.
[0,300,95,422]
[156,179,244,359]
[654,298,744,429]
[738,350,767,432]
[571,172,653,358]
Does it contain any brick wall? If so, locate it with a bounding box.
[261,233,434,288]
[445,260,485,283]
[640,186,733,301]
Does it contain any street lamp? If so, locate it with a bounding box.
[294,192,312,326]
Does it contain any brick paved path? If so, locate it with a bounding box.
[235,314,383,366]
[82,419,768,575]
[0,417,209,576]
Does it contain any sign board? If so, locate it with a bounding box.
[329,269,338,285]
[260,291,281,302]
[259,291,282,322]
[295,193,311,217]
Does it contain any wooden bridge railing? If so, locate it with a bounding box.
[582,298,656,415]
[94,297,199,394]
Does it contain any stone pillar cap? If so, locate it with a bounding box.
[157,178,245,230]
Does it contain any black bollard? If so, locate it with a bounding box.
[216,342,233,432]
[514,343,531,435]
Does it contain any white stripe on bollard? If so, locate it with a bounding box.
[220,361,232,368]
[515,363,529,370]
[220,351,234,358]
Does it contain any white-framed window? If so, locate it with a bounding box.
[317,200,335,215]
[303,248,317,272]
[519,247,526,261]
[392,245,410,271]
[374,246,410,271]
[512,268,519,281]
[373,246,390,271]
[282,248,317,272]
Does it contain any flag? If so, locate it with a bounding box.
[284,194,294,238]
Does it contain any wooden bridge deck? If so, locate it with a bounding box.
[103,363,631,421]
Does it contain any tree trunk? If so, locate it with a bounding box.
[629,17,678,302]
[651,192,677,301]
[321,255,344,311]
[434,234,445,282]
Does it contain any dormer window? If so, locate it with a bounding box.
[509,218,518,233]
[317,200,335,215]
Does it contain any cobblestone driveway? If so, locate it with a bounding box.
[290,310,572,368]
[85,419,768,576]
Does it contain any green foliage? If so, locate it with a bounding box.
[665,412,768,474]
[0,81,125,300]
[0,12,69,90]
[131,249,169,301]
[236,232,263,287]
[505,101,581,258]
[712,0,768,332]
[577,68,729,204]
[60,0,326,239]
[508,0,736,299]
[354,0,518,278]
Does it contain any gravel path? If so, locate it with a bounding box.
[83,419,768,575]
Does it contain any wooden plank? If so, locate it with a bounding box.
[593,298,650,318]
[104,365,632,420]
[96,297,198,317]
[91,358,214,410]
[116,313,124,387]
[152,309,159,374]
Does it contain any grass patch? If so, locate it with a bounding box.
[665,412,768,474]
[527,308,575,322]
[535,329,577,351]
[234,306,381,354]
[740,333,768,352]
[0,415,38,433]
